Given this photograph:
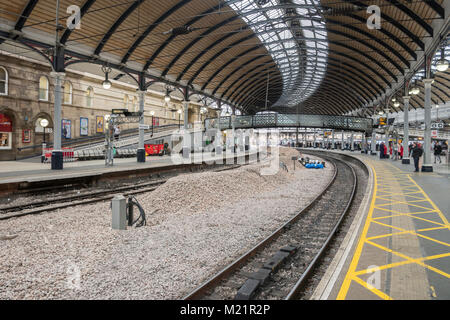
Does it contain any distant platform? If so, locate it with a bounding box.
[0,151,260,196]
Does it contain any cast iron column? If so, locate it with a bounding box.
[137,90,146,163]
[51,72,65,170]
[332,129,335,149]
[402,96,411,164]
[350,132,354,151]
[422,79,433,172]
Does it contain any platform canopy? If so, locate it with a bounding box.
[0,0,448,115]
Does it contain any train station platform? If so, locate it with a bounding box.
[311,150,450,300]
[0,151,260,195]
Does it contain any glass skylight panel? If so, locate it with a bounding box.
[227,0,328,109]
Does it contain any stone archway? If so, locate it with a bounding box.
[32,112,53,146]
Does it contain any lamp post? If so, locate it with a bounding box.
[40,118,49,144]
[40,118,49,163]
[150,111,155,137]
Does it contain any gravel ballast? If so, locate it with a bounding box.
[0,148,334,299]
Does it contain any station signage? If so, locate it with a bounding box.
[431,122,444,129]
[431,130,438,138]
[139,124,150,130]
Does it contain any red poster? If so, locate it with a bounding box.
[0,114,12,132]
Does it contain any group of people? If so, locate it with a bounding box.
[379,142,404,160]
[379,141,446,172]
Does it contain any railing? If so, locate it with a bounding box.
[16,124,180,160]
[205,114,373,133]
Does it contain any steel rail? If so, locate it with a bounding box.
[0,164,243,220]
[183,154,341,300]
[285,153,358,300]
[0,179,167,214]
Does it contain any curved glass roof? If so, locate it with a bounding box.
[227,0,328,108]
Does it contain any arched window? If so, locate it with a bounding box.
[63,81,72,104]
[86,87,94,107]
[39,76,49,101]
[0,67,8,95]
[132,96,138,111]
[124,94,129,109]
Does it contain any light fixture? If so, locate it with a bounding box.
[409,82,420,95]
[150,111,155,116]
[436,46,449,72]
[378,111,383,115]
[392,97,396,102]
[393,101,400,107]
[177,109,182,114]
[102,65,112,90]
[163,85,172,103]
[40,118,49,128]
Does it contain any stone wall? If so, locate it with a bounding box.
[0,54,192,160]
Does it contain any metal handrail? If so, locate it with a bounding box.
[17,124,179,152]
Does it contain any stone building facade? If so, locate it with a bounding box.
[0,53,218,160]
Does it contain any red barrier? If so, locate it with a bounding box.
[145,144,164,156]
[42,148,76,163]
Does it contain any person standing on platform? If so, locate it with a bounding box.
[114,126,121,141]
[411,143,423,172]
[399,143,404,160]
[380,142,385,159]
[434,142,442,164]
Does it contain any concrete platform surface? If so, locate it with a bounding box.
[310,149,450,300]
[0,151,259,184]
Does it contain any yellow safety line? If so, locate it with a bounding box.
[407,176,450,228]
[405,214,449,228]
[353,252,450,276]
[375,200,434,211]
[373,213,445,228]
[366,227,449,242]
[338,161,450,300]
[337,165,378,300]
[374,206,435,216]
[418,226,450,232]
[366,240,450,279]
[352,275,393,300]
[367,231,410,241]
[371,220,450,248]
[375,195,427,202]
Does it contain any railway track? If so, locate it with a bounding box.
[183,153,359,300]
[0,165,242,221]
